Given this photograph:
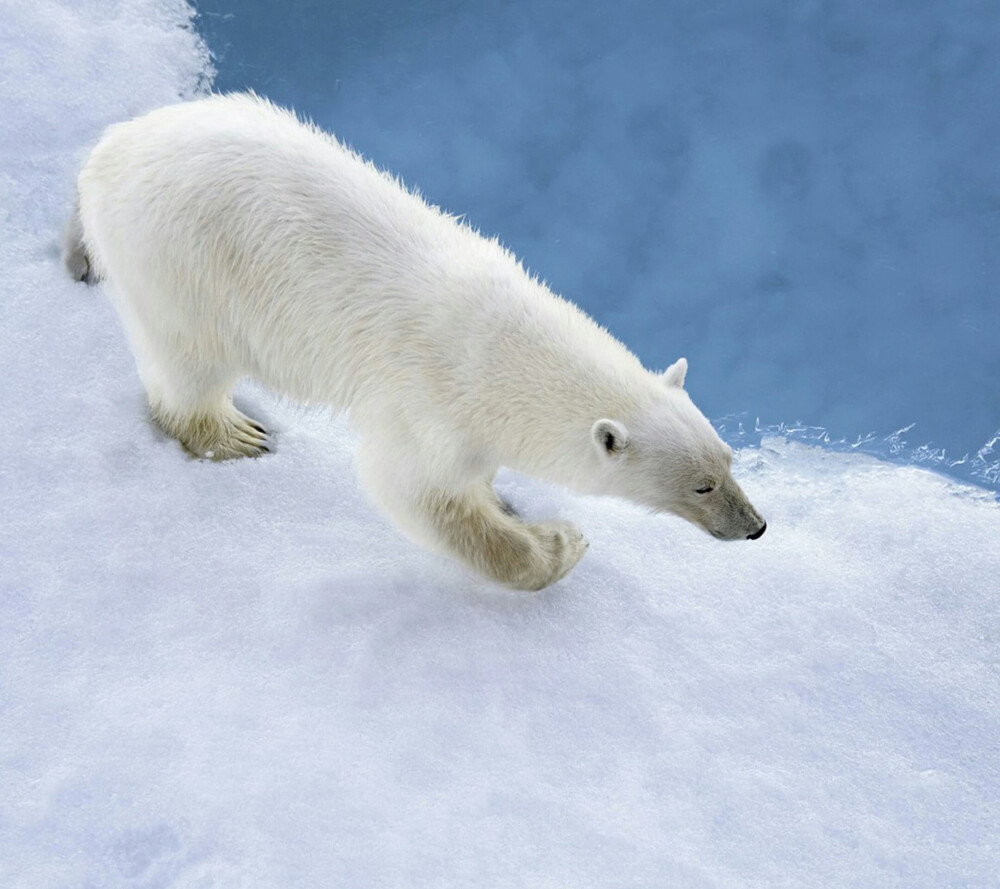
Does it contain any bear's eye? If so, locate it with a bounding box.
[695,485,714,495]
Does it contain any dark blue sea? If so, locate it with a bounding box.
[195,0,1000,489]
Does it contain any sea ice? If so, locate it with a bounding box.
[1,3,997,887]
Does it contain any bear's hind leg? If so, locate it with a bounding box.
[105,274,268,460]
[134,341,269,461]
[152,398,270,461]
[62,193,98,284]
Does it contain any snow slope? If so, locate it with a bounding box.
[1,3,999,888]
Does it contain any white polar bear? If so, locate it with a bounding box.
[67,93,765,590]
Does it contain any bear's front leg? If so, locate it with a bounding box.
[357,440,588,590]
[420,482,589,591]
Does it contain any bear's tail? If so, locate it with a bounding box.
[62,189,99,285]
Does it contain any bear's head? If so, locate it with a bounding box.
[591,358,766,541]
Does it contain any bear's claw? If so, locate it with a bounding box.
[523,520,589,590]
[152,403,271,461]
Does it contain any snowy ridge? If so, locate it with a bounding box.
[716,417,1000,495]
[1,3,999,888]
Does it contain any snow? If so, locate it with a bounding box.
[1,2,999,888]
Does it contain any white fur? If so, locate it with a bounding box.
[71,93,765,589]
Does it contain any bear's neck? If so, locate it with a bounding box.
[470,274,659,493]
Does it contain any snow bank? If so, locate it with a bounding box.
[1,3,998,888]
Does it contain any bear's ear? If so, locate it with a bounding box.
[662,357,688,389]
[592,419,630,460]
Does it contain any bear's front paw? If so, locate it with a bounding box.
[524,520,589,591]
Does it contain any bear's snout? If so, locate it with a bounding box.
[747,521,767,540]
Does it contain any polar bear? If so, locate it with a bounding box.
[67,94,765,590]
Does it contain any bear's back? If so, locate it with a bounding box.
[77,94,650,443]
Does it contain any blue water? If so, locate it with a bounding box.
[195,0,1000,489]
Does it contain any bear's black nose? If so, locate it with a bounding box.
[747,522,767,540]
